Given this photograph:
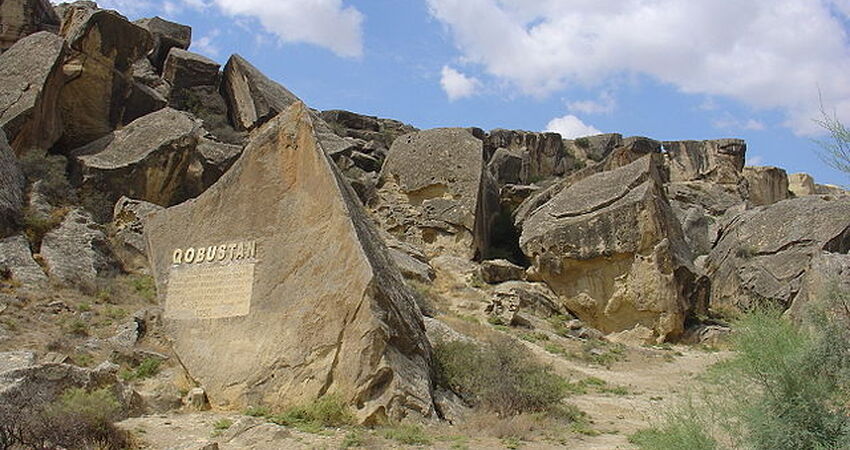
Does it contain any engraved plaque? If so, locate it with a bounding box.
[165,263,255,320]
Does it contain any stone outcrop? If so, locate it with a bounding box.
[664,139,746,184]
[134,16,192,70]
[666,181,746,256]
[41,208,117,291]
[486,280,566,325]
[0,235,47,286]
[479,259,525,284]
[0,132,26,235]
[222,54,300,132]
[112,197,164,272]
[519,155,708,341]
[788,173,817,197]
[145,102,435,423]
[163,48,219,92]
[58,9,153,149]
[0,32,66,153]
[184,136,243,197]
[743,166,790,206]
[0,0,60,52]
[787,252,850,320]
[374,128,499,259]
[72,108,202,209]
[484,129,576,185]
[705,195,850,311]
[571,133,623,162]
[123,81,167,125]
[320,109,417,148]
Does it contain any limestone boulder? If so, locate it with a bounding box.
[571,133,622,162]
[222,54,300,131]
[0,132,25,235]
[485,129,575,184]
[123,81,167,125]
[145,103,435,423]
[375,128,500,259]
[789,173,817,197]
[743,166,790,206]
[705,195,850,311]
[488,281,566,320]
[134,16,191,70]
[41,208,118,291]
[58,9,153,149]
[320,109,417,148]
[0,235,47,286]
[0,0,60,52]
[666,181,747,257]
[72,108,202,211]
[787,252,850,320]
[816,184,848,196]
[389,249,435,283]
[0,32,66,153]
[163,48,219,91]
[520,155,708,341]
[664,139,746,184]
[112,197,164,272]
[479,259,525,284]
[187,136,243,195]
[487,148,524,186]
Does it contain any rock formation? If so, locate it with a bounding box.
[41,208,117,291]
[0,131,25,235]
[0,31,66,153]
[145,103,435,423]
[664,139,747,184]
[134,16,191,70]
[706,195,850,311]
[743,166,790,206]
[0,0,60,52]
[520,155,708,341]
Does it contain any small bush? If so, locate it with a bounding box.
[67,318,89,336]
[18,151,76,206]
[434,338,570,416]
[574,137,591,149]
[130,275,157,302]
[120,357,162,381]
[268,395,354,432]
[22,207,68,249]
[244,406,271,417]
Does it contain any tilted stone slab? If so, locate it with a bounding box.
[0,131,25,235]
[520,155,707,341]
[0,0,59,52]
[145,102,435,423]
[0,32,66,153]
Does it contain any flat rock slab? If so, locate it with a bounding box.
[0,235,47,286]
[145,102,434,423]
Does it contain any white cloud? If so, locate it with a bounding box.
[568,91,616,115]
[191,30,221,58]
[713,115,766,131]
[746,155,765,166]
[212,0,364,58]
[440,66,480,101]
[545,115,602,139]
[426,0,850,135]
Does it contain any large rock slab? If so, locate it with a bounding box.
[58,9,153,149]
[0,235,47,286]
[743,166,790,206]
[788,173,817,197]
[705,195,850,311]
[374,128,499,259]
[787,252,850,320]
[520,155,707,341]
[0,32,66,154]
[0,131,25,235]
[134,16,191,70]
[0,0,60,52]
[41,208,117,291]
[665,181,747,257]
[664,139,746,184]
[485,129,575,185]
[112,197,163,272]
[163,48,219,91]
[72,108,202,210]
[222,54,300,131]
[145,103,435,423]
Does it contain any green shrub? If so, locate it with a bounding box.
[67,318,89,336]
[22,207,68,249]
[631,289,850,449]
[268,395,354,432]
[574,137,591,149]
[244,406,271,417]
[18,151,76,206]
[131,275,157,302]
[24,387,129,450]
[434,338,570,416]
[120,357,162,381]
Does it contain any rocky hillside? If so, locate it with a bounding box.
[1,1,849,449]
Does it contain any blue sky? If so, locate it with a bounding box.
[97,0,850,186]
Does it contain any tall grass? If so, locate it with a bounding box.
[631,287,850,449]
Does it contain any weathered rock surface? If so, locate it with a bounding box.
[743,166,790,206]
[375,128,499,259]
[572,133,623,162]
[666,181,746,257]
[320,109,417,148]
[487,147,524,186]
[184,136,243,196]
[134,16,191,70]
[520,155,708,341]
[389,249,435,283]
[705,195,850,311]
[479,259,525,284]
[222,54,300,131]
[0,132,25,235]
[664,139,746,184]
[0,235,47,286]
[72,108,202,209]
[0,0,60,52]
[788,172,817,197]
[58,9,153,149]
[0,360,140,419]
[787,252,850,320]
[485,129,575,184]
[0,32,66,153]
[487,281,566,323]
[41,209,117,291]
[145,103,435,423]
[112,197,164,272]
[123,81,167,125]
[163,48,219,91]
